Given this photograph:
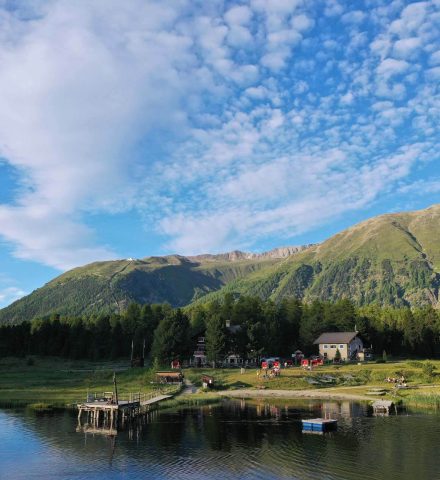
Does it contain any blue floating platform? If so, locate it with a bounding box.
[302,418,337,433]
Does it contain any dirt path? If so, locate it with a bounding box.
[181,378,197,395]
[218,388,372,402]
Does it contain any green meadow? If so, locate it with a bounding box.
[2,356,440,410]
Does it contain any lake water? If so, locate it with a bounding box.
[1,399,439,479]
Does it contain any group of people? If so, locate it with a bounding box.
[257,368,281,379]
[385,375,407,388]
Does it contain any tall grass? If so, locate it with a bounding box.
[403,394,440,409]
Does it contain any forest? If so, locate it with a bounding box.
[1,294,440,363]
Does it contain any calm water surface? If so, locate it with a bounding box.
[1,399,439,480]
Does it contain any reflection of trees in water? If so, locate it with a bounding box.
[6,401,440,480]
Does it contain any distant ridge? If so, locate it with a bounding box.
[187,245,316,262]
[0,204,439,324]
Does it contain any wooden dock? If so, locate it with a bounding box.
[371,400,395,415]
[77,391,172,434]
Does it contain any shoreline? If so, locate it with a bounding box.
[2,357,440,411]
[216,388,372,402]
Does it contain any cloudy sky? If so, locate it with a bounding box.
[0,0,439,307]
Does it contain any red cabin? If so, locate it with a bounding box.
[311,358,324,366]
[171,360,180,369]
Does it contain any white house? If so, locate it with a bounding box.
[313,332,363,361]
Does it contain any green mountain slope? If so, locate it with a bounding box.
[1,204,439,324]
[193,204,440,308]
[0,254,284,324]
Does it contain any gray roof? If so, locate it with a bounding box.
[313,332,359,345]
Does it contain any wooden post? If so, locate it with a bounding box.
[113,372,119,405]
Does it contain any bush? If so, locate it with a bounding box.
[26,356,35,366]
[359,369,372,383]
[422,362,435,381]
[152,357,161,372]
[407,360,423,368]
[395,369,410,382]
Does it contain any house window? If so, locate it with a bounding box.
[323,344,328,349]
[330,345,336,349]
[339,345,344,349]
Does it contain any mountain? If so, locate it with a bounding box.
[0,250,298,324]
[194,204,440,308]
[0,204,439,324]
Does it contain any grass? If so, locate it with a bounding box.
[157,393,223,411]
[185,359,440,408]
[2,356,440,411]
[0,356,175,409]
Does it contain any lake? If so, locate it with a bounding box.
[1,399,439,479]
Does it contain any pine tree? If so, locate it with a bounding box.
[205,313,227,367]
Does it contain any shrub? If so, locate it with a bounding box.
[407,360,423,368]
[359,369,372,383]
[152,357,161,372]
[422,362,435,381]
[26,356,35,366]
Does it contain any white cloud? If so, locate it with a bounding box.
[291,14,314,32]
[393,37,422,58]
[0,286,26,308]
[426,66,440,80]
[389,2,429,37]
[0,0,205,269]
[341,10,366,24]
[429,50,440,65]
[251,0,303,16]
[225,5,253,26]
[324,0,344,17]
[399,178,440,195]
[340,91,354,105]
[245,85,269,99]
[0,0,438,267]
[261,51,289,70]
[377,58,410,78]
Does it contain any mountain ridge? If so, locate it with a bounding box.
[0,204,439,324]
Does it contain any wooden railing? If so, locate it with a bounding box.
[85,384,179,404]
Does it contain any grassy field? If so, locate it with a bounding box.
[185,360,440,408]
[0,357,176,409]
[2,356,440,410]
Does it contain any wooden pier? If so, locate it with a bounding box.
[371,400,395,415]
[77,390,172,434]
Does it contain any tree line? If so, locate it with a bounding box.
[1,294,440,363]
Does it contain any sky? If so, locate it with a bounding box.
[0,0,439,308]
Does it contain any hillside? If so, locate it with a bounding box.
[0,204,439,324]
[193,204,440,308]
[0,252,291,324]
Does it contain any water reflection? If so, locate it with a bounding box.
[1,399,440,480]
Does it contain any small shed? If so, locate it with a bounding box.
[202,375,215,388]
[156,371,184,384]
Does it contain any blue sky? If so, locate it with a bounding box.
[0,0,439,308]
